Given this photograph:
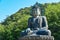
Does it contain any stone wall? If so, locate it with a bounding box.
[19,36,54,40]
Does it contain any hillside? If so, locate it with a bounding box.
[0,2,60,40]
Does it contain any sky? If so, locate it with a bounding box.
[0,0,60,22]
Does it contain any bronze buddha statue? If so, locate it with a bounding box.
[20,2,51,37]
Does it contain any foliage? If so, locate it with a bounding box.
[0,2,60,40]
[44,3,60,40]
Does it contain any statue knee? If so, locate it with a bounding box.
[26,28,31,32]
[47,30,51,36]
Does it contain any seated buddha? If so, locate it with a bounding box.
[20,3,51,37]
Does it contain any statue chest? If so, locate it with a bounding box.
[29,17,46,28]
[30,18,39,24]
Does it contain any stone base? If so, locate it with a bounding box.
[19,35,54,40]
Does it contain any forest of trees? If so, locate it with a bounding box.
[0,2,60,40]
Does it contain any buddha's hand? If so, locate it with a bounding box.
[37,28,39,30]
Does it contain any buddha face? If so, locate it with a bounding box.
[32,8,37,17]
[32,8,41,18]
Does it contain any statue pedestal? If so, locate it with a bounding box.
[19,35,54,40]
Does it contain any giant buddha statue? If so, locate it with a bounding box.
[20,2,51,37]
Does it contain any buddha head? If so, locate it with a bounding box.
[31,2,41,17]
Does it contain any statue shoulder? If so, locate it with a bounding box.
[28,17,33,21]
[28,17,33,20]
[42,16,46,18]
[41,16,47,20]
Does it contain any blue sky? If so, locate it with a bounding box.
[0,0,60,22]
